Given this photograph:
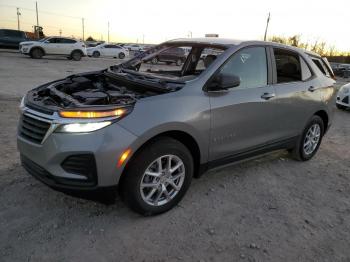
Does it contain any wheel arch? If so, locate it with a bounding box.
[119,130,202,185]
[314,110,329,133]
[30,46,46,56]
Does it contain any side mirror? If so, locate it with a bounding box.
[44,41,50,44]
[208,73,240,91]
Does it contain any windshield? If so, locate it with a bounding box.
[114,43,226,82]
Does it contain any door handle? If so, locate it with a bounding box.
[261,92,275,100]
[308,86,316,92]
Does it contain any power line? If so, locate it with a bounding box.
[0,4,82,20]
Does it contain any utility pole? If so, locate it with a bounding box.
[16,8,21,30]
[142,34,144,44]
[59,29,62,36]
[264,12,270,41]
[107,21,110,43]
[35,1,39,38]
[82,18,85,40]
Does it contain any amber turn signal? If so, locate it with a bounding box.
[59,108,126,118]
[118,149,132,167]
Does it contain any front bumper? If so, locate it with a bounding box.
[17,108,138,189]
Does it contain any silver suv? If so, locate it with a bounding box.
[18,38,336,215]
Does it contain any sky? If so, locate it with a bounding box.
[0,0,349,51]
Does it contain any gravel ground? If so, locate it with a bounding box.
[0,50,349,262]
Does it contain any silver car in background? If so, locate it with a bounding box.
[17,38,336,215]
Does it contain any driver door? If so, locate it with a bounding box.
[208,46,281,161]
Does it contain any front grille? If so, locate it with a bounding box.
[342,95,349,104]
[61,154,97,184]
[19,114,51,144]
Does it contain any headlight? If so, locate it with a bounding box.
[55,121,112,133]
[59,107,130,119]
[343,87,349,94]
[22,43,33,46]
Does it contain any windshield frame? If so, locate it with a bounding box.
[116,42,228,81]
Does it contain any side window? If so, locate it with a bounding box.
[273,49,302,83]
[48,38,57,43]
[300,57,312,80]
[219,47,267,89]
[58,38,76,44]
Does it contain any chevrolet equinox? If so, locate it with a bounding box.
[18,38,336,215]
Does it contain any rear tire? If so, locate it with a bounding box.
[71,51,82,61]
[120,137,193,215]
[30,48,43,59]
[118,52,125,59]
[290,115,324,161]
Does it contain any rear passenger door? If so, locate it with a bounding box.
[270,47,319,138]
[55,38,76,54]
[208,46,281,161]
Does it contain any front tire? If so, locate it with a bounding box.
[120,137,193,215]
[118,52,125,59]
[290,115,324,161]
[30,48,43,59]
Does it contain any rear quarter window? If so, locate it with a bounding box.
[310,57,332,77]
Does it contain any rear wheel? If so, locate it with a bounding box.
[30,48,43,59]
[120,137,193,215]
[290,115,324,161]
[71,51,82,61]
[118,52,125,59]
[92,51,100,58]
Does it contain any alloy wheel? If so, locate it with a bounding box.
[140,154,185,206]
[303,123,321,155]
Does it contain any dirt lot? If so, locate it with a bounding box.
[0,50,350,262]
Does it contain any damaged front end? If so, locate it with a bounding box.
[19,68,182,139]
[24,69,169,115]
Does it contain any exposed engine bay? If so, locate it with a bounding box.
[25,69,181,112]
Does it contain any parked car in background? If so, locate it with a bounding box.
[151,47,186,66]
[330,63,350,78]
[87,43,129,59]
[125,44,142,51]
[336,83,350,110]
[0,29,28,48]
[19,36,87,61]
[85,41,104,47]
[18,38,336,215]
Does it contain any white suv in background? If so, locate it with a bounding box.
[87,43,129,59]
[19,37,87,61]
